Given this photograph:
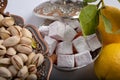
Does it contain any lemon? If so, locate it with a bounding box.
[97,6,120,46]
[94,43,120,80]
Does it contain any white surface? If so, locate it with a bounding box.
[5,0,120,27]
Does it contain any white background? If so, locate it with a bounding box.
[5,0,120,27]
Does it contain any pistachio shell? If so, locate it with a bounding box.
[22,28,32,38]
[0,45,6,56]
[11,55,23,70]
[0,27,10,40]
[20,37,32,45]
[17,66,28,79]
[16,44,32,54]
[0,67,12,78]
[0,40,4,44]
[26,52,36,66]
[0,14,4,26]
[17,53,28,63]
[6,47,16,56]
[8,65,18,77]
[0,58,11,65]
[3,36,20,47]
[31,53,44,67]
[2,17,15,27]
[27,74,37,80]
[28,65,37,74]
[7,25,22,37]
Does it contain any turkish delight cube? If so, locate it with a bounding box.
[44,36,57,56]
[39,26,49,36]
[64,25,77,41]
[56,41,73,55]
[86,34,101,51]
[72,36,90,53]
[75,50,93,67]
[57,55,74,68]
[48,21,65,40]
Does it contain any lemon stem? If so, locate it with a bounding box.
[101,0,105,8]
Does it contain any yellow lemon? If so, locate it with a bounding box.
[97,6,120,46]
[94,43,120,80]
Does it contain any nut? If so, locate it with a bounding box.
[17,66,28,79]
[2,17,15,27]
[0,27,10,40]
[22,28,32,38]
[6,47,16,57]
[0,45,6,56]
[16,44,32,54]
[28,65,37,74]
[8,65,18,77]
[27,74,37,80]
[0,14,4,26]
[31,53,44,67]
[26,52,36,66]
[3,36,20,47]
[17,53,28,63]
[0,40,4,44]
[0,58,11,65]
[0,67,12,78]
[20,37,32,45]
[7,25,22,37]
[11,55,23,70]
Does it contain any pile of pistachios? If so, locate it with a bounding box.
[0,14,44,80]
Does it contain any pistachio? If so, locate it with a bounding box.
[6,47,16,57]
[17,66,28,79]
[17,53,28,63]
[0,40,4,44]
[0,14,4,26]
[0,27,10,40]
[16,44,32,54]
[11,55,23,70]
[0,58,11,65]
[31,53,44,67]
[27,74,37,80]
[0,67,12,78]
[20,37,32,45]
[8,65,18,77]
[7,25,22,37]
[0,77,7,80]
[22,28,32,38]
[26,52,36,66]
[28,65,37,74]
[14,78,22,80]
[3,36,20,47]
[0,45,6,56]
[2,17,15,27]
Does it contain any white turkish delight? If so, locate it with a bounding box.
[64,25,77,41]
[48,21,65,40]
[72,36,90,52]
[57,55,74,68]
[56,41,73,55]
[44,36,57,56]
[39,26,49,36]
[86,34,101,51]
[65,19,80,29]
[75,50,93,67]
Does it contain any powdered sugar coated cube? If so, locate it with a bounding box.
[72,36,90,53]
[75,50,93,67]
[86,34,101,51]
[56,41,73,55]
[57,55,74,68]
[64,25,77,41]
[44,36,57,56]
[39,26,49,36]
[49,21,65,40]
